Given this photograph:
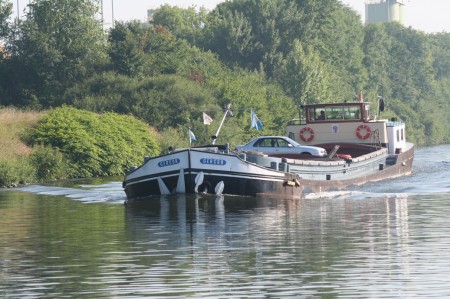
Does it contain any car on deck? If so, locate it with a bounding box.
[235,136,327,157]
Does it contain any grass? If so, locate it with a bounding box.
[0,108,43,161]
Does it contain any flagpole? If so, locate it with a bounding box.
[212,104,231,145]
[189,128,192,147]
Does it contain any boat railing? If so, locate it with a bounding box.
[350,147,387,163]
[283,158,347,167]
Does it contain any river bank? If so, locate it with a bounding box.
[0,108,42,187]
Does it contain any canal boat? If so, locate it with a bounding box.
[123,99,414,199]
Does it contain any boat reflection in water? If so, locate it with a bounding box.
[124,192,412,282]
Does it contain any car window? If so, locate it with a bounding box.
[254,138,272,147]
[277,138,289,147]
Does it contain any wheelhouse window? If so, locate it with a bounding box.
[343,106,361,120]
[308,108,317,121]
[325,107,343,120]
[308,105,362,122]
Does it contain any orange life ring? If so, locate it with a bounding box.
[300,127,314,142]
[356,124,371,139]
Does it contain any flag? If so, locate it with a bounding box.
[189,129,196,145]
[359,90,363,103]
[226,108,233,117]
[251,110,263,131]
[203,112,213,125]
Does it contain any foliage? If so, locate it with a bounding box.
[201,0,287,76]
[0,0,12,38]
[108,21,209,78]
[0,108,40,186]
[0,158,35,187]
[28,145,68,182]
[0,159,16,186]
[1,0,108,107]
[274,40,345,105]
[64,72,217,132]
[429,33,450,80]
[202,67,295,146]
[151,4,208,44]
[27,107,160,178]
[0,108,41,160]
[107,21,149,77]
[157,126,191,151]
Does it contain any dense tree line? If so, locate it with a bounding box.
[1,0,449,148]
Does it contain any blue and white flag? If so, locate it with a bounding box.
[189,129,196,145]
[251,110,263,131]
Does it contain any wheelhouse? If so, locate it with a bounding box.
[286,101,408,155]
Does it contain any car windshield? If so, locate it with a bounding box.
[284,137,300,147]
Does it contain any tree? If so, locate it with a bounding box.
[363,24,394,99]
[429,33,450,80]
[0,0,12,39]
[201,0,287,75]
[151,4,208,44]
[108,21,214,78]
[108,21,148,77]
[202,8,257,69]
[274,40,344,105]
[3,0,108,107]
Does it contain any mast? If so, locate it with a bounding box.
[212,104,231,145]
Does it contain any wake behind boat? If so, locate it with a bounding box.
[123,99,414,199]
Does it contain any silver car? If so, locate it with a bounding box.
[235,136,327,157]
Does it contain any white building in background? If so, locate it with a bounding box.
[365,0,406,25]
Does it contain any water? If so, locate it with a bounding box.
[1,145,450,298]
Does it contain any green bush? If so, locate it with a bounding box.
[0,159,35,187]
[0,160,19,187]
[28,145,68,182]
[28,107,160,178]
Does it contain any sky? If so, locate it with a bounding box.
[12,0,450,33]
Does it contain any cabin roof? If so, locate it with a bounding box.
[303,102,370,108]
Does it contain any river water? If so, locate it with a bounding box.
[1,145,449,298]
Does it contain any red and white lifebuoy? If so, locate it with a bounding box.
[356,124,371,139]
[300,127,314,142]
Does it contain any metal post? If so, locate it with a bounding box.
[212,104,231,145]
[111,0,114,27]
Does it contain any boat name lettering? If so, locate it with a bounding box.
[200,158,227,166]
[158,158,180,167]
